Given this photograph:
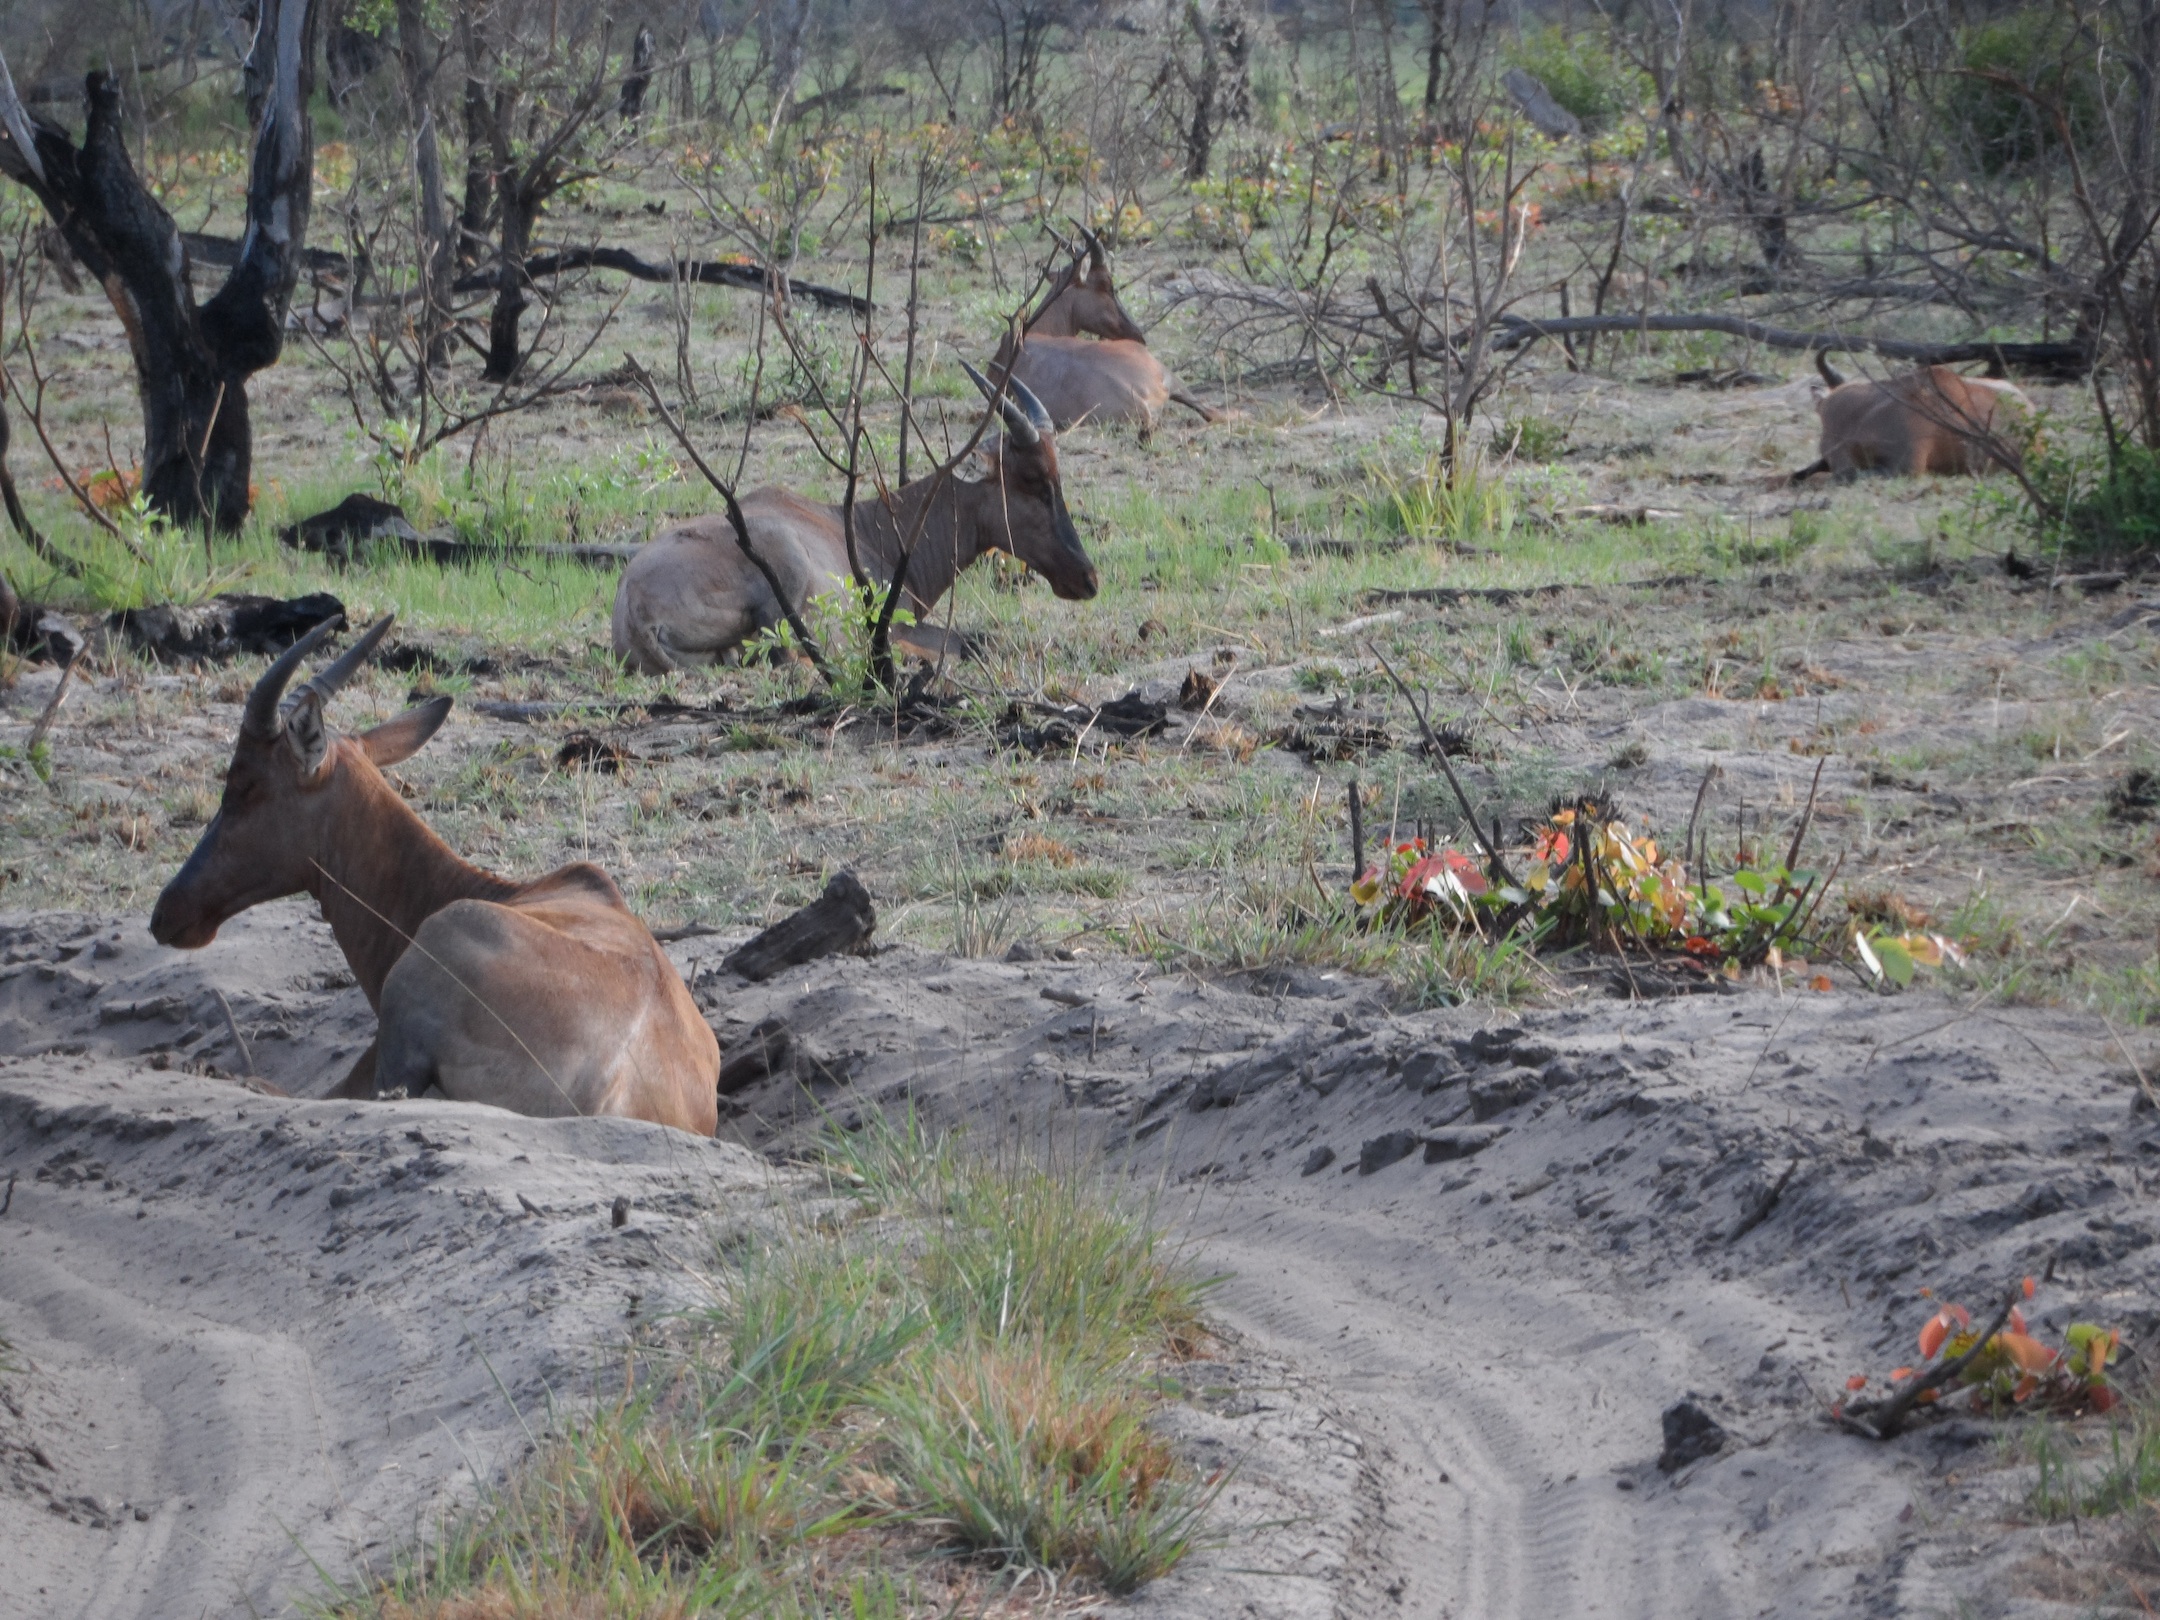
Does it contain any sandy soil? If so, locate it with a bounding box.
[3,900,2155,1617]
[0,905,793,1620]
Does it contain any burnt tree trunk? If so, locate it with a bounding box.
[456,9,496,268]
[393,0,452,368]
[475,54,608,383]
[0,0,316,534]
[1181,0,1221,181]
[484,182,538,382]
[619,25,656,122]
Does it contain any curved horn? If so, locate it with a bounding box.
[1006,375,1055,440]
[298,613,396,707]
[961,360,1040,447]
[242,614,343,738]
[1079,224,1107,269]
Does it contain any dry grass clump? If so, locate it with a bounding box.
[322,1118,1215,1618]
[1001,831,1079,867]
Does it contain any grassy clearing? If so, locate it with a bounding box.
[318,1118,1216,1618]
[5,166,2160,1023]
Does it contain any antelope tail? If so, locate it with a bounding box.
[1169,390,1222,423]
[1788,457,1832,486]
[1814,349,1846,389]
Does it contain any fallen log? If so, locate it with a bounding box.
[723,872,877,983]
[1487,312,2092,381]
[280,494,636,569]
[447,247,871,315]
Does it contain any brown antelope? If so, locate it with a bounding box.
[1792,354,2033,482]
[150,616,720,1134]
[613,366,1097,673]
[993,233,1221,435]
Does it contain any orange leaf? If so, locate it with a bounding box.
[1846,1374,1867,1390]
[1996,1332,2057,1374]
[2022,1275,2036,1299]
[1918,1316,1950,1360]
[2009,1306,2027,1334]
[1890,1366,1914,1381]
[1808,974,1833,991]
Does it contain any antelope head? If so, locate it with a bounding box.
[1029,228,1146,343]
[150,615,452,949]
[962,362,1099,602]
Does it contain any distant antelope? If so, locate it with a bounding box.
[1792,354,2033,482]
[994,232,1221,435]
[150,616,720,1134]
[613,366,1097,673]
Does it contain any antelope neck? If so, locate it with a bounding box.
[856,474,994,612]
[307,750,519,1009]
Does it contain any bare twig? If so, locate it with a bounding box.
[23,642,76,756]
[1367,641,1515,887]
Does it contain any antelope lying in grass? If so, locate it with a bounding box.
[994,233,1221,435]
[1792,354,2033,482]
[150,616,720,1134]
[612,366,1096,673]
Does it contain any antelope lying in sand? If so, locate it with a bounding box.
[993,233,1220,435]
[613,365,1096,673]
[150,616,719,1134]
[1792,355,2033,482]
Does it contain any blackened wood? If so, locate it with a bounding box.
[722,872,877,983]
[0,0,317,531]
[447,246,871,313]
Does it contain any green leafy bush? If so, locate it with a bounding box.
[1506,26,1649,132]
[1949,10,2105,171]
[2020,441,2160,562]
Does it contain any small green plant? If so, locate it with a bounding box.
[2028,1389,2160,1521]
[1491,414,1568,463]
[1837,1278,2125,1431]
[1359,449,1514,546]
[747,585,917,700]
[1345,795,1962,987]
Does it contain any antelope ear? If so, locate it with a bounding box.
[282,688,334,779]
[358,695,453,767]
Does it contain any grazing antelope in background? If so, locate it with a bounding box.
[993,231,1221,435]
[1791,353,2034,483]
[150,616,720,1134]
[612,365,1097,673]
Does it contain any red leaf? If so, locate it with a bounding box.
[1918,1316,1950,1360]
[1846,1374,1867,1390]
[2022,1275,2036,1300]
